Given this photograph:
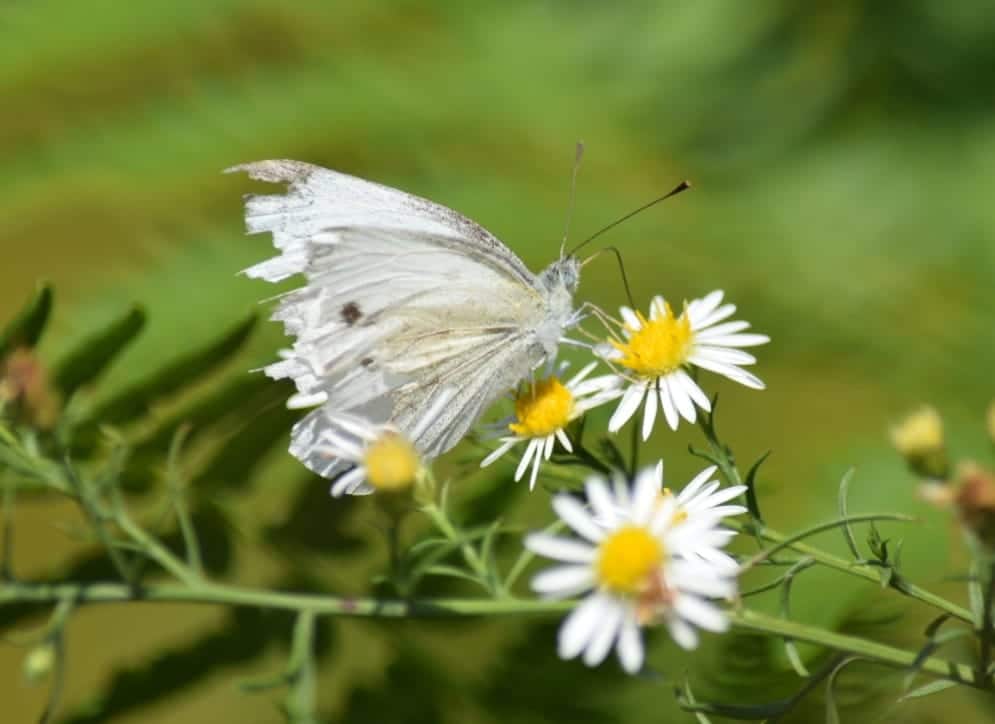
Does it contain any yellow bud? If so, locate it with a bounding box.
[954,462,995,549]
[364,433,420,493]
[890,406,948,480]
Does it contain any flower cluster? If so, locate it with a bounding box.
[284,287,767,674]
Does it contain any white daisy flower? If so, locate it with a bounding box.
[316,390,456,496]
[597,291,769,439]
[479,361,622,490]
[525,465,739,673]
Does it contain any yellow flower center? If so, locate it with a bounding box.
[596,525,664,595]
[611,304,692,377]
[364,433,420,492]
[508,376,574,438]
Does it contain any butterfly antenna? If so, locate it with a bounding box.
[559,141,585,258]
[583,246,637,309]
[567,179,692,258]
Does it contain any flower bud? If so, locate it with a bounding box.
[0,348,60,428]
[954,462,995,549]
[22,642,55,684]
[889,406,948,480]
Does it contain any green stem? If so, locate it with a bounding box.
[740,522,974,624]
[729,609,986,688]
[0,580,988,690]
[422,505,495,594]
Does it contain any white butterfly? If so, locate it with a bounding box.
[228,160,582,477]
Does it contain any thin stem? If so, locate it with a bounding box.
[979,559,995,674]
[165,426,202,577]
[1,479,14,579]
[422,505,494,594]
[1,580,988,690]
[738,521,974,624]
[285,611,318,724]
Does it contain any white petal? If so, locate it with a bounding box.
[609,384,645,433]
[525,534,596,564]
[667,616,699,650]
[480,439,517,468]
[617,614,644,673]
[529,445,544,490]
[631,468,661,525]
[675,596,729,633]
[697,333,769,348]
[582,599,624,666]
[680,466,719,502]
[532,565,596,598]
[666,374,696,424]
[586,477,617,526]
[674,369,711,411]
[693,345,757,366]
[555,428,573,453]
[620,306,642,329]
[568,361,599,387]
[544,434,556,460]
[515,439,539,481]
[695,303,737,329]
[688,356,765,389]
[690,290,724,321]
[693,320,750,339]
[641,383,658,441]
[649,295,667,319]
[558,593,609,659]
[658,379,679,430]
[553,495,606,542]
[572,374,622,397]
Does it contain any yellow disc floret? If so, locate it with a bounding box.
[611,303,692,377]
[596,525,664,595]
[509,376,574,438]
[364,433,420,492]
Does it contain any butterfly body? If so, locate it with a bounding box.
[229,160,579,476]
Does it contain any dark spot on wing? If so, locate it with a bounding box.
[341,302,362,325]
[361,357,374,368]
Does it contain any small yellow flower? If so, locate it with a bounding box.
[364,433,420,492]
[611,304,692,378]
[509,376,575,438]
[890,406,948,480]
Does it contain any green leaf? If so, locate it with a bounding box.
[825,656,864,724]
[742,450,771,525]
[0,283,53,356]
[837,467,860,561]
[780,557,816,677]
[83,312,257,427]
[52,306,146,400]
[898,678,957,701]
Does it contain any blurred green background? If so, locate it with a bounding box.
[3,1,995,722]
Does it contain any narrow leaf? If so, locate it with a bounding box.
[742,450,770,524]
[52,306,146,400]
[0,283,53,356]
[898,679,957,701]
[837,468,861,560]
[84,313,257,427]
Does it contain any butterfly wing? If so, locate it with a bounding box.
[229,161,552,474]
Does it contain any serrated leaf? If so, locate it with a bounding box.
[52,306,146,400]
[82,312,257,427]
[0,284,53,356]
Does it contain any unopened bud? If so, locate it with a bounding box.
[954,462,995,549]
[890,406,948,480]
[22,642,55,684]
[0,348,60,428]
